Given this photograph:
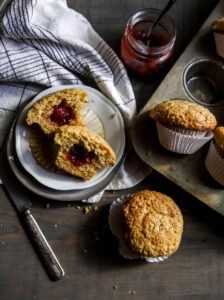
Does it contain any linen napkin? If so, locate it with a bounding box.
[0,0,151,202]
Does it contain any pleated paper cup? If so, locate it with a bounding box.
[109,196,168,263]
[214,32,224,58]
[84,108,104,138]
[156,121,213,154]
[29,125,62,173]
[205,141,224,186]
[29,109,104,173]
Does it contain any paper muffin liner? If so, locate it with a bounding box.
[84,108,104,138]
[156,121,213,154]
[205,141,224,186]
[29,109,104,173]
[213,32,224,58]
[109,196,168,263]
[29,125,63,174]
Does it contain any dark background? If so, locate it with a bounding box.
[1,1,224,300]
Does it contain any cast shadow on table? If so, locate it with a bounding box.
[78,204,148,270]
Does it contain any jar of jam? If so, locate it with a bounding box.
[121,9,176,76]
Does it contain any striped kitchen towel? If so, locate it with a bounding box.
[0,0,151,201]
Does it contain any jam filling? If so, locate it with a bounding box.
[50,101,75,126]
[67,144,97,167]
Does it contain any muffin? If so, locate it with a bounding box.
[28,108,105,173]
[109,190,183,262]
[150,100,216,154]
[205,126,224,186]
[26,88,88,136]
[54,125,116,180]
[212,17,224,58]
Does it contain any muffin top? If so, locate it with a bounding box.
[150,100,217,131]
[123,190,183,258]
[212,17,224,33]
[214,126,224,152]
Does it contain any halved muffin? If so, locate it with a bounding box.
[26,88,88,136]
[54,126,116,180]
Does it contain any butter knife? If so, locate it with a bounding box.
[0,150,65,281]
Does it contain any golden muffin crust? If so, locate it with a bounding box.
[214,126,224,153]
[123,190,183,258]
[54,125,116,180]
[212,17,224,32]
[150,100,216,131]
[26,88,88,136]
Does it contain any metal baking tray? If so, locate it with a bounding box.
[132,0,224,215]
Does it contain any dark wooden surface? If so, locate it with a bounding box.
[1,0,224,299]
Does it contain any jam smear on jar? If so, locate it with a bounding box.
[50,101,75,126]
[67,144,97,167]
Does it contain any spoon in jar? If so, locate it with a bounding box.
[146,0,177,46]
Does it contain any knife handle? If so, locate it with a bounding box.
[22,209,65,281]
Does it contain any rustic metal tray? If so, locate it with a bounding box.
[132,0,224,215]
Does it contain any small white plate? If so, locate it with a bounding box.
[15,85,125,190]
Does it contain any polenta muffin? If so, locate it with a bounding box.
[109,190,183,262]
[150,100,216,154]
[205,126,224,186]
[212,17,224,58]
[26,88,88,136]
[54,125,116,180]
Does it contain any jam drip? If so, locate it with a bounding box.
[67,144,96,167]
[50,101,75,126]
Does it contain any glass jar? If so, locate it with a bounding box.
[121,9,176,76]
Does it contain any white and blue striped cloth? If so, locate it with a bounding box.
[0,0,151,201]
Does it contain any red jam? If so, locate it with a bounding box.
[50,101,75,126]
[121,15,176,75]
[67,144,97,167]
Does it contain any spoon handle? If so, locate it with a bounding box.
[152,0,177,32]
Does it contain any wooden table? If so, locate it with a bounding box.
[1,1,224,299]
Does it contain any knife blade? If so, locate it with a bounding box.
[0,150,65,281]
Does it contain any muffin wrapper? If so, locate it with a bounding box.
[156,122,213,154]
[205,141,224,186]
[29,125,62,174]
[214,32,224,58]
[109,196,168,263]
[84,108,104,138]
[29,109,104,173]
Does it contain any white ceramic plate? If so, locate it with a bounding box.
[15,85,125,190]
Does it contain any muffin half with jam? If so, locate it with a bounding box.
[26,88,88,136]
[54,126,116,180]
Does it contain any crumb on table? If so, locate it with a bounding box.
[83,206,90,214]
[93,205,98,211]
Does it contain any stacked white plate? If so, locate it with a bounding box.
[7,85,126,201]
